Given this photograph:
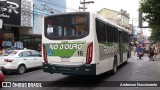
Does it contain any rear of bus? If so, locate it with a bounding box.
[42,12,96,75]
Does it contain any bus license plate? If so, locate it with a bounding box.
[61,58,70,62]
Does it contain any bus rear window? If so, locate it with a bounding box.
[44,13,89,40]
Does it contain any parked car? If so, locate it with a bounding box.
[0,70,4,88]
[0,49,42,75]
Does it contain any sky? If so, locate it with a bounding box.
[66,0,151,36]
[66,0,139,19]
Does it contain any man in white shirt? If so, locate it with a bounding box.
[15,39,23,50]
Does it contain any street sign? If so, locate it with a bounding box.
[139,12,149,28]
[0,19,3,29]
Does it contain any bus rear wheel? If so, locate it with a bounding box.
[111,58,117,74]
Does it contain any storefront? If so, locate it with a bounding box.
[0,27,20,47]
[0,0,33,48]
[20,34,41,50]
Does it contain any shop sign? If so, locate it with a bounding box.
[21,0,33,27]
[0,0,21,25]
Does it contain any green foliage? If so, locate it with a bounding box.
[139,0,160,26]
[139,0,160,41]
[149,26,160,42]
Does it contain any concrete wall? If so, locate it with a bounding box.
[97,8,119,24]
[19,27,32,35]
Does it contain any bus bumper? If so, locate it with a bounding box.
[43,63,96,75]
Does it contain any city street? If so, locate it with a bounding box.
[1,52,160,90]
[0,0,159,90]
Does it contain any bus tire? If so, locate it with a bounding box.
[124,52,129,64]
[111,57,117,74]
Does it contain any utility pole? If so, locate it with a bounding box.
[79,0,94,12]
[0,19,3,30]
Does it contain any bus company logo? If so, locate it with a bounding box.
[49,43,83,50]
[2,82,12,87]
[104,46,116,54]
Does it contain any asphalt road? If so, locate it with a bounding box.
[1,52,160,90]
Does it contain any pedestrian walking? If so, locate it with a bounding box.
[133,45,137,55]
[2,38,13,55]
[2,38,12,49]
[154,45,159,58]
[145,44,150,54]
[0,46,3,55]
[14,39,23,50]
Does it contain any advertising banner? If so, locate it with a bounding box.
[21,0,33,27]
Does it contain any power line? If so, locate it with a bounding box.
[1,0,80,15]
[40,3,62,13]
[37,0,79,12]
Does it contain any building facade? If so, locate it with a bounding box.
[97,8,119,24]
[23,0,66,50]
[132,25,138,41]
[137,28,144,43]
[0,0,33,48]
[97,8,130,31]
[0,0,66,49]
[118,9,130,29]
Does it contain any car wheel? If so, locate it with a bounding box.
[111,57,117,74]
[17,65,26,75]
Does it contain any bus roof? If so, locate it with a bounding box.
[45,12,90,18]
[90,12,131,34]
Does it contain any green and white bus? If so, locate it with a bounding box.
[42,12,131,75]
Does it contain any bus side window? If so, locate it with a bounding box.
[96,19,106,43]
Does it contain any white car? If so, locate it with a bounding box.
[0,49,42,75]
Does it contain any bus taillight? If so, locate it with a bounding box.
[43,44,48,63]
[86,42,93,64]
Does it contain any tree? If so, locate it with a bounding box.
[139,0,160,26]
[139,0,160,41]
[149,26,160,42]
